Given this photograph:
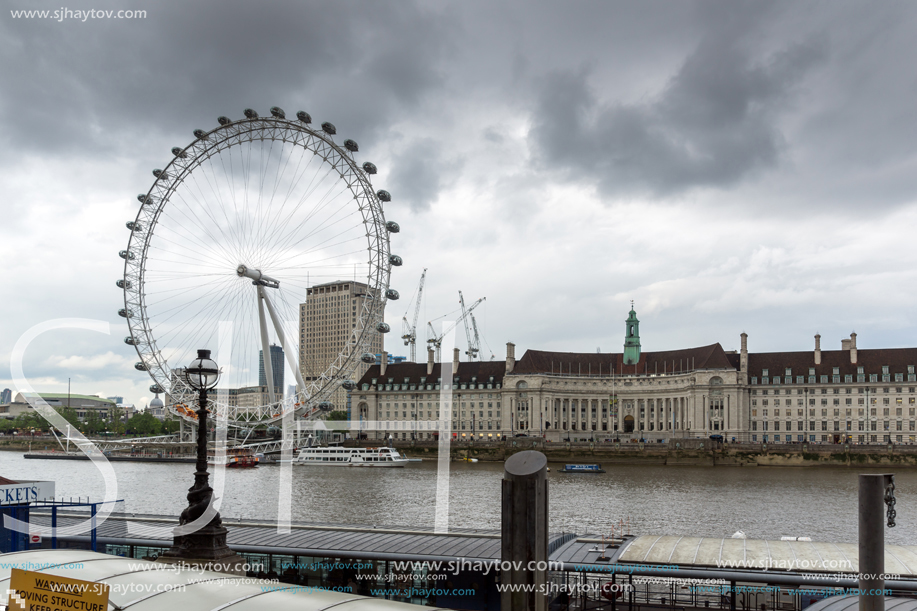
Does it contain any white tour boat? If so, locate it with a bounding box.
[293,446,411,467]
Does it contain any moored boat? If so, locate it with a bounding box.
[208,447,259,468]
[559,463,605,473]
[293,446,410,467]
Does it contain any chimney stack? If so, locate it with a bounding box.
[453,347,461,374]
[427,347,435,375]
[851,332,858,364]
[506,342,516,374]
[740,333,748,374]
[380,351,388,376]
[814,334,821,365]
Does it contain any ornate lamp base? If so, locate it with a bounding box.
[157,524,249,576]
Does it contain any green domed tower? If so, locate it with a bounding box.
[623,303,641,365]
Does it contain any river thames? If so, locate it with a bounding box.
[3,451,915,545]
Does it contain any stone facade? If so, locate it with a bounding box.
[299,280,382,413]
[354,309,917,444]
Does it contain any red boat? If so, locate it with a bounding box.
[207,447,259,468]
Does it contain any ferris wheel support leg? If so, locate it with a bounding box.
[257,286,277,405]
[260,286,309,398]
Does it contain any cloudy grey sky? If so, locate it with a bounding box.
[2,0,917,408]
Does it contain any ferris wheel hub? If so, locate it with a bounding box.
[237,264,279,288]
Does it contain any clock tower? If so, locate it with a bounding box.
[623,303,641,366]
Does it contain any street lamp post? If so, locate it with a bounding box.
[160,349,244,572]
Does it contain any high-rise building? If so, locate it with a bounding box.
[0,389,11,404]
[107,395,124,404]
[258,344,285,395]
[299,280,383,412]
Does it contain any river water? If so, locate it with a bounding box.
[3,451,914,545]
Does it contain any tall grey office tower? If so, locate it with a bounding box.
[259,344,285,393]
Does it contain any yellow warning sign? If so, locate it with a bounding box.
[8,568,110,611]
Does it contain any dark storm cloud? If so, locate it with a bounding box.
[386,139,455,212]
[529,32,826,197]
[0,0,455,158]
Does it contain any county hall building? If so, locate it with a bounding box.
[354,307,917,444]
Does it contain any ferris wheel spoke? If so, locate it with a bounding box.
[189,158,247,259]
[266,161,342,252]
[267,188,355,263]
[260,145,312,245]
[159,190,242,265]
[144,279,234,313]
[266,211,363,270]
[181,171,251,263]
[266,235,366,273]
[148,278,239,333]
[152,290,249,371]
[269,148,323,238]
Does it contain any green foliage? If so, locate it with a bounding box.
[323,410,349,421]
[83,411,106,435]
[108,405,126,434]
[56,406,81,429]
[126,412,163,436]
[9,409,52,432]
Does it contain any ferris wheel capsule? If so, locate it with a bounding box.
[385,289,400,300]
[193,129,208,140]
[171,147,187,158]
[362,162,377,174]
[296,111,311,123]
[217,116,232,126]
[116,279,131,289]
[341,380,357,391]
[361,353,376,364]
[389,254,403,266]
[124,336,136,345]
[344,139,359,152]
[377,190,391,202]
[270,106,286,119]
[119,250,135,260]
[321,122,336,135]
[134,362,148,371]
[118,308,133,318]
[126,221,143,232]
[318,401,333,411]
[244,108,259,119]
[376,322,391,333]
[150,384,164,394]
[385,221,400,233]
[153,169,168,180]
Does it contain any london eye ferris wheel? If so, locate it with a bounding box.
[117,107,401,427]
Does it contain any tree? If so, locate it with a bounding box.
[324,410,349,421]
[83,411,106,436]
[55,406,81,430]
[108,405,126,435]
[126,412,162,436]
[13,411,48,432]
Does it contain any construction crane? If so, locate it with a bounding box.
[426,295,485,361]
[400,268,427,362]
[460,291,483,361]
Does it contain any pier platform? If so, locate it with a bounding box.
[23,511,917,611]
